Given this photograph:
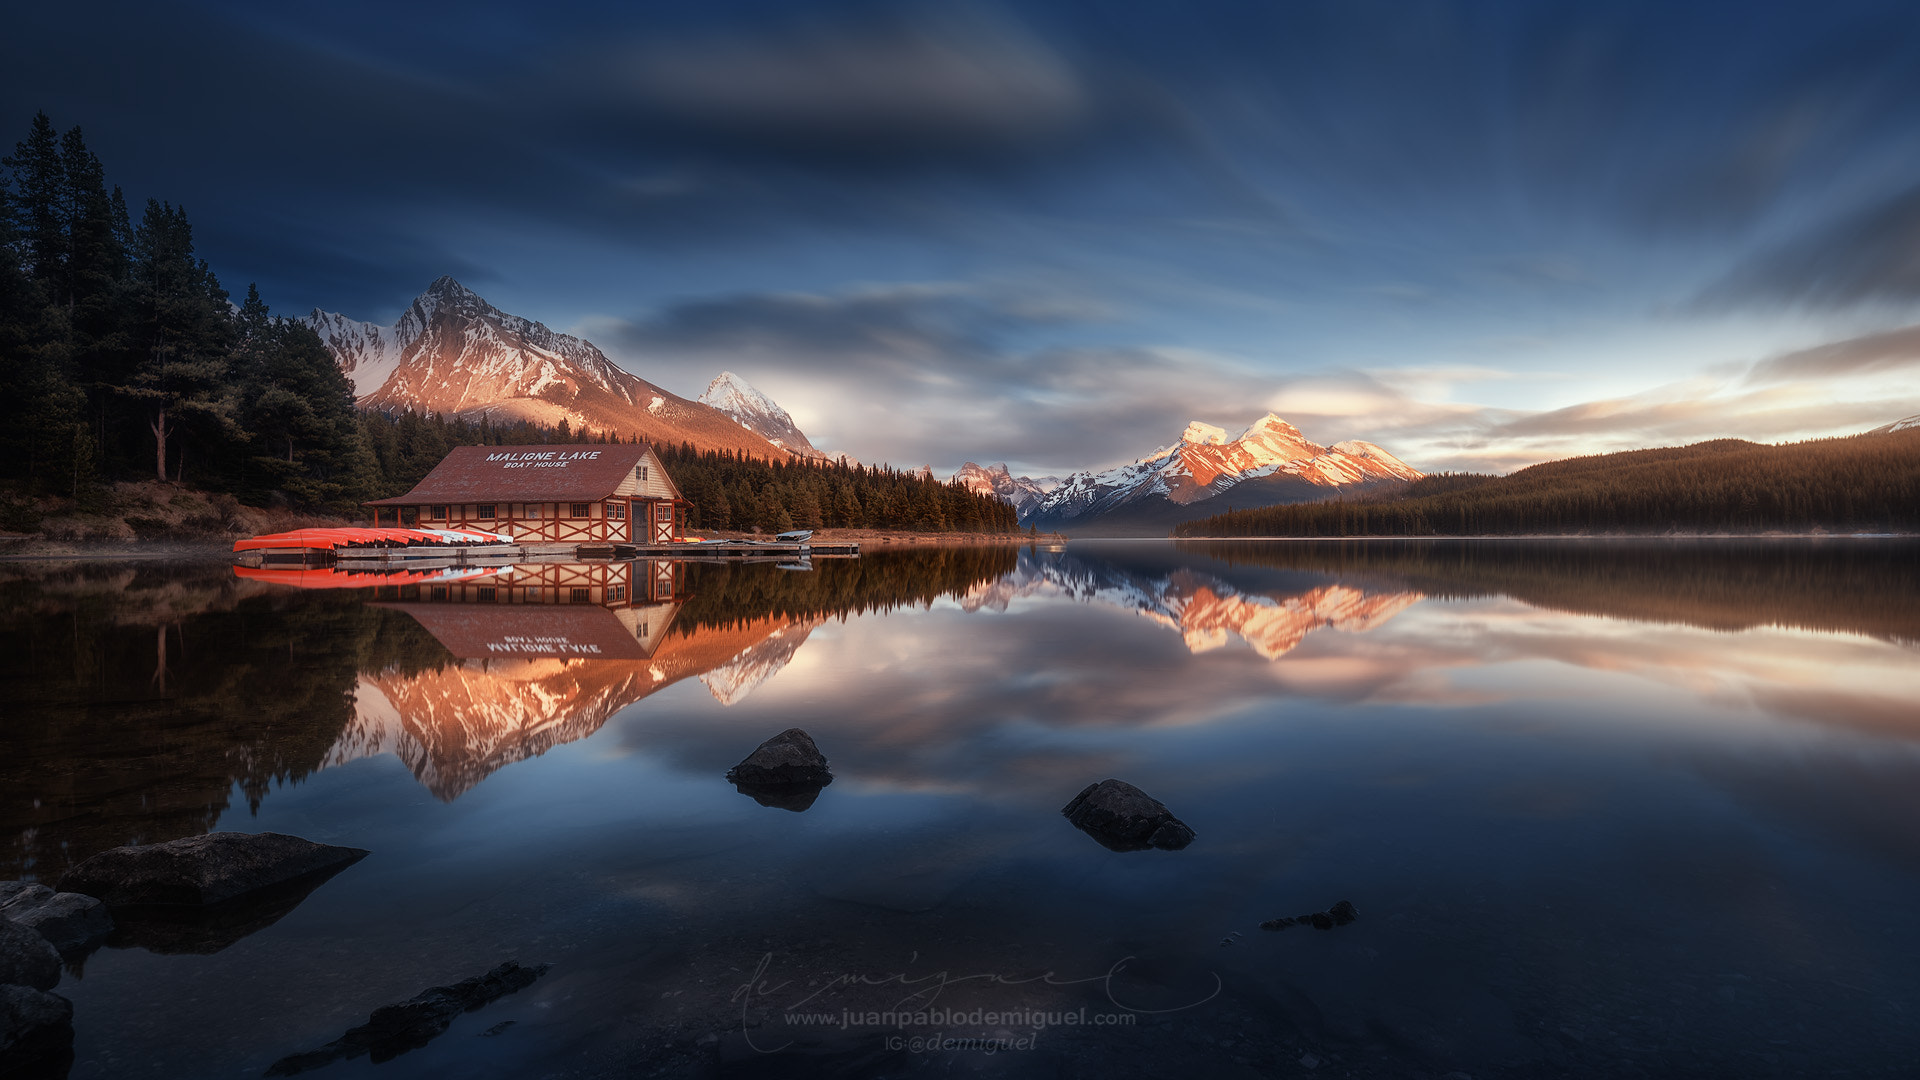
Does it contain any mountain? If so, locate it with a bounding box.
[1177,426,1920,537]
[304,277,790,459]
[698,371,826,458]
[951,462,1062,516]
[1027,413,1423,536]
[1867,414,1920,435]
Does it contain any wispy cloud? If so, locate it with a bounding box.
[1745,321,1920,382]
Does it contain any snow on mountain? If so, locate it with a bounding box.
[1028,412,1423,532]
[950,462,1062,516]
[1867,414,1920,435]
[306,310,407,396]
[303,277,790,459]
[698,371,826,458]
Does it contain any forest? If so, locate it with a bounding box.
[0,111,1020,534]
[359,408,1021,534]
[1175,429,1920,537]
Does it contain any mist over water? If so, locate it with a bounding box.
[3,540,1917,1078]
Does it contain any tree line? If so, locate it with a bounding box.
[1,111,1021,533]
[0,112,372,511]
[1175,430,1920,537]
[358,407,1021,534]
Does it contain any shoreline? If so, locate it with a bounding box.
[0,529,1061,562]
[1167,532,1920,541]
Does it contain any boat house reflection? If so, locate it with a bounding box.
[329,559,821,800]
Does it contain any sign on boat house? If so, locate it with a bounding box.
[366,444,686,543]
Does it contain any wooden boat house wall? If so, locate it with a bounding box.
[365,444,687,544]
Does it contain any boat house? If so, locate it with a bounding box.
[366,444,686,544]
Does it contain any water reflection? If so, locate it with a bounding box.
[5,541,1918,1078]
[4,541,1914,875]
[0,550,1015,875]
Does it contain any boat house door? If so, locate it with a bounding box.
[635,500,674,544]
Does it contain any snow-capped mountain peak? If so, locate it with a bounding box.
[697,371,824,457]
[302,278,792,459]
[951,462,1062,515]
[306,309,407,397]
[1183,420,1230,446]
[1028,414,1424,533]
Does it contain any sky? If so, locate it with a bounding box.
[5,0,1920,476]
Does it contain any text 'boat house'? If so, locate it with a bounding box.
[366,444,687,544]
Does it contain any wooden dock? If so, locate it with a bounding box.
[243,538,858,567]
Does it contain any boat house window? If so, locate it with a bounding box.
[570,587,589,602]
[430,505,447,521]
[608,502,625,520]
[477,587,497,602]
[637,465,647,482]
[477,504,496,519]
[570,503,590,518]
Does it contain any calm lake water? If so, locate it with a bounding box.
[4,539,1918,1079]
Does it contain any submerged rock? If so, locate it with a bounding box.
[265,961,550,1076]
[726,728,833,787]
[0,984,74,1079]
[106,864,363,956]
[1261,899,1359,932]
[0,918,62,992]
[0,883,114,954]
[56,832,369,908]
[1061,779,1196,852]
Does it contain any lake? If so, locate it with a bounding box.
[3,539,1918,1078]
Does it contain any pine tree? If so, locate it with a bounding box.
[122,200,238,483]
[2,113,64,285]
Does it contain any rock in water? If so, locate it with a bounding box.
[1261,899,1359,932]
[0,984,74,1079]
[726,728,833,786]
[0,918,62,991]
[1061,779,1196,851]
[55,832,369,907]
[0,883,114,953]
[265,961,550,1076]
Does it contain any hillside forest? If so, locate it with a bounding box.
[1176,430,1920,537]
[0,112,1019,535]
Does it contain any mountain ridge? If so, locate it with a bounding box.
[304,277,791,459]
[698,370,826,459]
[1024,413,1423,536]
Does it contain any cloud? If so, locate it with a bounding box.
[589,283,1279,473]
[608,9,1089,152]
[1698,182,1920,309]
[1745,322,1920,382]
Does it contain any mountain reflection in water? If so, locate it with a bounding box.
[5,541,1916,875]
[4,540,1919,1078]
[0,550,1016,877]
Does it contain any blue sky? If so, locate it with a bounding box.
[7,0,1920,475]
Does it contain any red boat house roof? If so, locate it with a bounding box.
[365,443,688,544]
